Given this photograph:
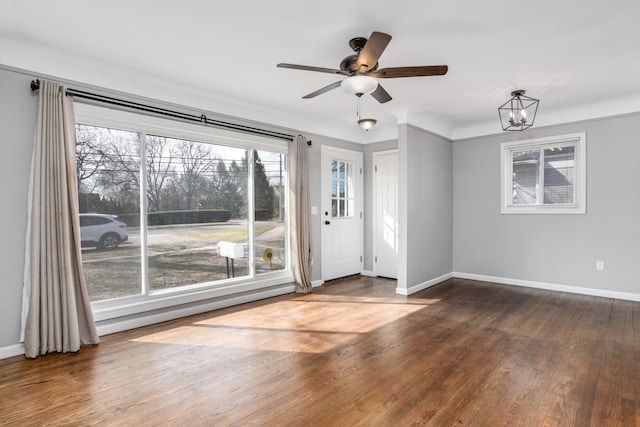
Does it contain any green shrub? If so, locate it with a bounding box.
[115,209,231,227]
[117,213,140,227]
[148,209,231,225]
[255,209,273,220]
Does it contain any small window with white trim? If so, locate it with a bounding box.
[501,132,586,214]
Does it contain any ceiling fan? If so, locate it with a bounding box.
[277,31,448,104]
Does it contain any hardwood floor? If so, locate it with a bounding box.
[1,276,639,426]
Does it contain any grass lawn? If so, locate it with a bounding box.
[82,223,286,301]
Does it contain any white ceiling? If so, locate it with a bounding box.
[2,0,640,143]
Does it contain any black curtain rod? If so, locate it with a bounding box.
[30,79,308,144]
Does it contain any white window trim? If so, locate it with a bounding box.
[500,132,586,214]
[74,102,293,321]
[75,103,288,154]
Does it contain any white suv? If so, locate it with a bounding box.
[79,213,128,250]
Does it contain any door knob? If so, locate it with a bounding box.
[324,220,331,225]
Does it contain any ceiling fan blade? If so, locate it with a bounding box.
[356,32,392,72]
[277,63,349,75]
[369,65,448,78]
[302,80,343,99]
[371,84,392,104]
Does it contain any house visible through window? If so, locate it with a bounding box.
[75,105,289,309]
[501,133,586,214]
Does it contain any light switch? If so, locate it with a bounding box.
[311,206,318,215]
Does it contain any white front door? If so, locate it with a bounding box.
[321,146,363,281]
[373,150,398,279]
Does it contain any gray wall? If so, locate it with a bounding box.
[0,70,37,347]
[399,124,453,291]
[304,133,364,283]
[453,114,640,293]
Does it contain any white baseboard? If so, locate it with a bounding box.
[311,280,324,288]
[0,343,25,360]
[453,272,640,302]
[361,270,376,277]
[396,273,453,296]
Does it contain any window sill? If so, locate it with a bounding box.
[501,205,586,215]
[91,271,294,322]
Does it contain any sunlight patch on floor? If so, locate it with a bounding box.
[131,299,426,353]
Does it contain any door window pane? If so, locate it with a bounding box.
[346,163,353,216]
[331,159,355,218]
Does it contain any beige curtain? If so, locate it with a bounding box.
[20,80,99,358]
[289,135,312,293]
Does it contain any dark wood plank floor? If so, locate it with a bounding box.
[1,276,639,426]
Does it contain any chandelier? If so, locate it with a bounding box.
[498,90,539,131]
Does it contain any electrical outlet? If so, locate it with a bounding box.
[310,257,314,266]
[596,260,605,271]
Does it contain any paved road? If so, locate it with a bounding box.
[82,221,285,263]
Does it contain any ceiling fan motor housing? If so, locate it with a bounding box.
[349,37,368,52]
[340,37,379,73]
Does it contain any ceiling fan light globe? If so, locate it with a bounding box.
[358,118,377,131]
[341,76,378,95]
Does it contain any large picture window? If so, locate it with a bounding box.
[75,104,290,313]
[500,132,586,214]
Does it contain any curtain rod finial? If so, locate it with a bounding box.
[298,135,311,146]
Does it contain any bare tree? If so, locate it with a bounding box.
[76,125,142,212]
[176,140,213,209]
[146,136,175,212]
[98,130,141,202]
[75,125,110,193]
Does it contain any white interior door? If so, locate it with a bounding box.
[373,150,398,279]
[321,146,363,281]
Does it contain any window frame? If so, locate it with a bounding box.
[74,103,293,322]
[500,132,587,214]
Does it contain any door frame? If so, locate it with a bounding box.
[320,145,363,282]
